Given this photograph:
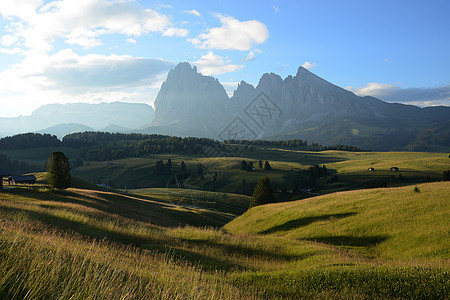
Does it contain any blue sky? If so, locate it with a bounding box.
[0,0,449,117]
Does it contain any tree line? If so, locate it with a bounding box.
[224,138,363,151]
[0,132,364,161]
[0,153,43,174]
[0,133,61,149]
[225,139,308,148]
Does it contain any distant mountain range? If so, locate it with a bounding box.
[142,62,449,151]
[1,63,449,151]
[0,102,154,139]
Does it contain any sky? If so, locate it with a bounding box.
[0,0,449,117]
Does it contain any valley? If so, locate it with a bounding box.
[1,138,449,298]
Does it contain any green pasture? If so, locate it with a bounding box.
[0,181,448,298]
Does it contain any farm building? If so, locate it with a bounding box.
[368,167,375,171]
[390,167,399,172]
[11,175,37,184]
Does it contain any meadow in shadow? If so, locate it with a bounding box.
[262,212,357,234]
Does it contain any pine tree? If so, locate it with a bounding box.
[166,159,172,173]
[240,160,248,170]
[249,176,275,208]
[155,160,166,175]
[258,160,263,168]
[46,151,71,189]
[264,161,272,170]
[322,165,328,176]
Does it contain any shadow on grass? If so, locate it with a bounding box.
[5,188,232,227]
[261,212,357,234]
[178,237,314,264]
[0,205,246,271]
[303,235,388,247]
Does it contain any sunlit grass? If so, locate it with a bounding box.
[225,182,450,263]
[1,181,449,298]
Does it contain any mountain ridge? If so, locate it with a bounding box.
[0,102,155,138]
[145,63,449,150]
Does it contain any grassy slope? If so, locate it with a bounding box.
[130,188,250,217]
[0,186,254,299]
[70,150,449,201]
[3,146,448,197]
[1,187,246,229]
[225,182,449,262]
[1,182,449,298]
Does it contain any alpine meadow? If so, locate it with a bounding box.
[0,0,449,299]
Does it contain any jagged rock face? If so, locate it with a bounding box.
[152,62,231,137]
[231,67,392,134]
[150,62,450,150]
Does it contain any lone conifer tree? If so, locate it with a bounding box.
[46,151,71,189]
[249,176,275,208]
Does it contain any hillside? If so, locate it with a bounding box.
[224,182,449,261]
[0,181,448,298]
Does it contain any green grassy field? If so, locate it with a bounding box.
[68,149,449,201]
[1,180,448,299]
[2,146,448,199]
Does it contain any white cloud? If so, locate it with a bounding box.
[41,49,174,92]
[347,82,450,106]
[162,27,189,37]
[187,38,201,45]
[0,47,24,55]
[301,61,317,70]
[126,38,137,44]
[191,14,269,51]
[273,5,279,13]
[1,0,173,51]
[185,9,201,17]
[65,29,103,48]
[242,49,262,61]
[192,51,243,76]
[1,35,18,46]
[0,48,174,116]
[0,0,43,19]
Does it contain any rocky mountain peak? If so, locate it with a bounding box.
[231,81,256,99]
[166,62,198,81]
[151,62,230,135]
[257,72,283,89]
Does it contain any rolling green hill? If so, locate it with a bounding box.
[1,181,448,298]
[225,182,449,261]
[69,150,449,201]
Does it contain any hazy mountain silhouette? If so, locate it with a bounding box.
[0,102,154,138]
[143,62,449,151]
[35,123,94,139]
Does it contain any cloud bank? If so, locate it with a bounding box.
[0,0,187,50]
[348,83,450,106]
[192,51,243,76]
[189,14,269,51]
